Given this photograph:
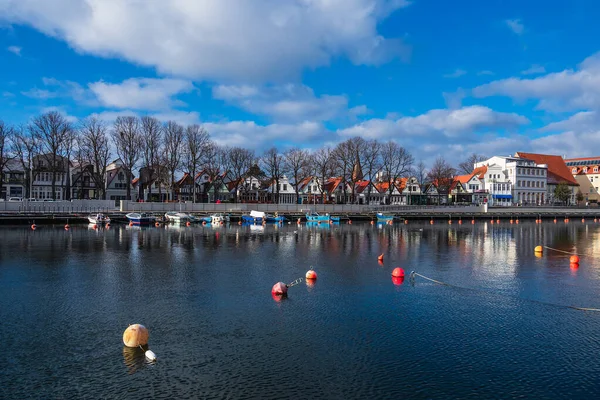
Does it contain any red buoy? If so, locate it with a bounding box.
[430,219,434,225]
[129,221,133,227]
[155,222,160,227]
[64,224,70,230]
[377,254,384,262]
[471,219,475,225]
[404,220,408,224]
[186,221,191,227]
[305,270,317,280]
[570,255,580,264]
[392,276,405,286]
[271,282,288,296]
[31,224,37,230]
[570,263,580,271]
[370,220,374,225]
[392,267,405,277]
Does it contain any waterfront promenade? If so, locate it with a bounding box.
[1,200,600,224]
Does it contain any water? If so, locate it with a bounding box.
[1,221,600,399]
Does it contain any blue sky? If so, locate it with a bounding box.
[1,0,600,166]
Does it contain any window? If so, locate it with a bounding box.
[594,167,599,173]
[584,167,588,173]
[541,182,544,188]
[572,168,577,173]
[118,172,124,180]
[283,184,288,191]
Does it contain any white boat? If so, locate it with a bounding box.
[126,212,156,225]
[164,211,193,223]
[88,213,110,224]
[210,213,230,224]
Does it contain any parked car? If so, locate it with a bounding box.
[8,197,23,202]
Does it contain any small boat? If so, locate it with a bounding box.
[88,213,110,224]
[376,213,394,222]
[306,211,339,222]
[210,213,230,224]
[264,213,285,223]
[242,210,265,224]
[164,211,193,223]
[126,212,156,225]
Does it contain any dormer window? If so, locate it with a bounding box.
[595,167,599,173]
[572,168,577,174]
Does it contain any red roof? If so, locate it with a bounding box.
[324,177,343,195]
[354,180,370,194]
[454,174,472,184]
[297,176,314,191]
[515,152,579,186]
[472,165,487,179]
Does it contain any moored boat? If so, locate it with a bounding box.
[376,212,394,222]
[306,211,339,222]
[126,212,156,225]
[164,211,193,223]
[88,213,110,224]
[242,210,265,224]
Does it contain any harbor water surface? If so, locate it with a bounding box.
[1,221,600,398]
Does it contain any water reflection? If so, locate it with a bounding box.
[2,221,600,398]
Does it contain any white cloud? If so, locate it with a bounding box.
[213,84,362,122]
[0,0,411,82]
[7,45,21,56]
[21,77,88,101]
[521,64,546,75]
[443,69,467,78]
[505,19,524,35]
[337,105,529,140]
[473,52,600,112]
[89,78,195,110]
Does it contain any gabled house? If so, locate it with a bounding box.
[324,177,345,204]
[375,181,403,205]
[263,175,296,204]
[105,159,137,203]
[71,162,97,200]
[354,180,380,205]
[297,176,324,204]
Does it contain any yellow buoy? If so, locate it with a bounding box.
[534,246,543,253]
[123,324,149,348]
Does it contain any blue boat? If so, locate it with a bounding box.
[306,212,339,222]
[126,212,156,225]
[376,213,394,222]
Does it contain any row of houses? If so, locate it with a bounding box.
[0,151,587,205]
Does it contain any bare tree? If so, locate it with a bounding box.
[12,126,40,199]
[361,139,381,205]
[183,124,210,202]
[29,111,72,200]
[140,116,163,201]
[458,153,486,175]
[163,121,184,201]
[332,140,355,203]
[0,120,14,199]
[312,147,335,204]
[284,148,310,204]
[62,127,78,200]
[79,117,111,199]
[202,141,224,202]
[224,147,255,203]
[261,147,284,204]
[112,116,142,200]
[380,141,414,204]
[427,156,456,204]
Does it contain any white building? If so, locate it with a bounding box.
[105,159,137,203]
[474,155,548,205]
[1,159,26,200]
[32,154,70,200]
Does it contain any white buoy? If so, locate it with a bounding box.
[145,350,157,361]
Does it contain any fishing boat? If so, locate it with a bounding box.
[88,213,110,224]
[125,212,156,225]
[306,211,339,222]
[164,211,193,223]
[376,212,394,222]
